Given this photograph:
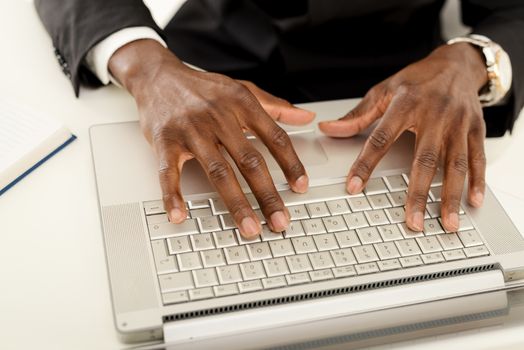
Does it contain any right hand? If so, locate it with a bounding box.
[109,39,315,238]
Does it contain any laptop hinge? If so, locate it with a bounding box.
[162,270,505,344]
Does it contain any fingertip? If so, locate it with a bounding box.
[278,107,316,126]
[468,189,484,208]
[444,212,459,232]
[291,174,309,193]
[318,120,359,138]
[169,208,186,223]
[240,216,261,238]
[347,176,363,194]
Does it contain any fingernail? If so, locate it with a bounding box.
[347,176,363,194]
[270,211,289,232]
[169,208,186,223]
[293,175,309,193]
[447,212,459,232]
[240,217,260,237]
[410,211,424,231]
[471,190,484,208]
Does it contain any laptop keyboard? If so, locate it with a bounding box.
[144,173,490,305]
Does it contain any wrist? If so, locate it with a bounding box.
[108,39,185,96]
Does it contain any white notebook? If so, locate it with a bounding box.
[0,98,76,195]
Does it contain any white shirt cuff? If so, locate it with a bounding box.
[85,27,167,85]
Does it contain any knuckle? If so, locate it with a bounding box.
[270,125,290,148]
[414,149,439,171]
[238,150,265,172]
[368,128,392,151]
[207,160,231,182]
[451,153,468,174]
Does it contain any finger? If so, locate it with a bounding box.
[346,105,406,195]
[156,144,192,224]
[245,107,309,194]
[441,136,469,232]
[219,128,290,232]
[318,83,390,138]
[405,134,442,231]
[467,120,486,208]
[238,80,315,125]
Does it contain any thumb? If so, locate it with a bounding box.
[319,86,389,138]
[239,80,316,126]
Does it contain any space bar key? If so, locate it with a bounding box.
[279,182,354,205]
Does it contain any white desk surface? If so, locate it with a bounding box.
[1,1,524,349]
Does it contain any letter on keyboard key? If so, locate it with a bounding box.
[286,272,311,285]
[151,239,179,274]
[310,269,334,281]
[217,265,243,284]
[288,205,309,220]
[198,216,221,233]
[322,216,348,232]
[144,200,166,215]
[377,259,401,271]
[262,276,287,289]
[269,239,295,257]
[343,212,369,229]
[240,261,266,280]
[284,221,305,238]
[201,249,226,267]
[368,194,392,209]
[306,202,330,218]
[149,220,199,239]
[334,230,361,248]
[395,239,421,256]
[213,230,237,248]
[193,268,219,287]
[352,245,379,263]
[364,177,388,195]
[286,254,313,273]
[189,287,215,301]
[348,197,372,212]
[420,252,445,264]
[356,227,382,244]
[463,245,490,258]
[309,252,335,270]
[292,237,317,254]
[162,291,189,304]
[191,233,215,251]
[458,230,482,247]
[168,236,192,254]
[443,249,466,261]
[263,258,290,277]
[385,207,405,224]
[303,218,327,235]
[332,265,357,278]
[377,224,403,241]
[417,236,443,253]
[177,252,203,271]
[238,280,263,293]
[365,209,390,226]
[385,175,408,192]
[247,242,272,260]
[326,199,351,215]
[330,248,357,266]
[214,284,239,297]
[387,191,408,207]
[224,246,249,264]
[437,233,463,250]
[399,256,423,267]
[374,242,401,259]
[313,233,339,251]
[355,262,380,275]
[159,272,194,292]
[423,219,444,235]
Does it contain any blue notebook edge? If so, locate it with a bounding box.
[0,134,77,196]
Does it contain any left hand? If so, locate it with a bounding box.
[319,43,488,232]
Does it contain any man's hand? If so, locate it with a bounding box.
[109,39,315,237]
[319,43,488,232]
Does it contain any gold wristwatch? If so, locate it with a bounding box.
[447,34,512,107]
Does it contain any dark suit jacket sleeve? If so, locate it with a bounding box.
[462,0,524,136]
[34,0,164,96]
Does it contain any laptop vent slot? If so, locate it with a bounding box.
[162,264,497,323]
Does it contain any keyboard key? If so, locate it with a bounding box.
[245,194,261,210]
[437,233,463,250]
[423,219,444,235]
[144,200,165,215]
[191,233,215,251]
[365,209,390,226]
[442,249,467,261]
[343,212,369,229]
[167,236,192,254]
[429,186,442,201]
[254,209,266,224]
[188,199,210,209]
[309,252,335,270]
[260,225,284,241]
[322,216,348,232]
[269,239,295,257]
[399,255,423,268]
[387,191,408,207]
[224,246,250,264]
[292,236,317,254]
[356,227,382,244]
[235,229,262,245]
[193,268,219,287]
[416,236,443,253]
[310,269,335,281]
[197,216,221,232]
[326,199,351,215]
[364,177,388,195]
[240,261,266,280]
[177,252,203,271]
[201,249,226,267]
[286,254,313,273]
[283,221,305,238]
[158,272,194,292]
[163,291,189,304]
[426,202,441,218]
[334,230,361,248]
[421,252,445,264]
[149,220,199,239]
[378,259,401,271]
[377,224,403,241]
[396,239,422,256]
[191,208,213,218]
[263,258,290,277]
[238,280,263,293]
[146,213,169,225]
[384,175,408,192]
[458,215,474,231]
[302,218,327,235]
[399,223,424,238]
[348,197,372,212]
[151,239,178,273]
[330,248,357,266]
[355,262,380,275]
[306,202,330,218]
[213,230,237,248]
[313,233,339,251]
[286,272,311,285]
[385,207,405,224]
[352,245,379,263]
[458,230,483,247]
[214,283,239,297]
[430,172,443,187]
[374,242,401,259]
[210,198,228,214]
[262,276,287,289]
[333,265,357,278]
[368,194,392,209]
[217,265,243,284]
[219,214,236,230]
[247,242,272,260]
[288,205,309,220]
[464,245,490,258]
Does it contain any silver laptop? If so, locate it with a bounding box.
[89,98,524,346]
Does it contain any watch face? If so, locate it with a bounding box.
[496,50,512,92]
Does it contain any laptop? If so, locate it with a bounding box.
[89,98,524,346]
